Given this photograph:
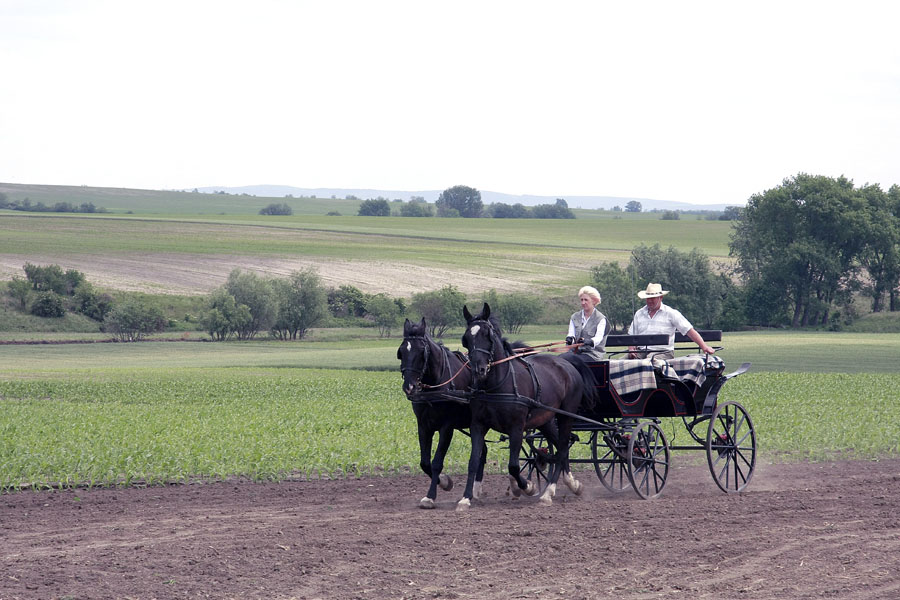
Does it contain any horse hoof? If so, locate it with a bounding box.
[439,474,453,491]
[571,479,584,496]
[456,498,471,512]
[419,497,436,509]
[524,480,539,497]
[539,494,553,507]
[508,475,522,497]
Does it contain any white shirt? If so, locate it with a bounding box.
[627,303,693,352]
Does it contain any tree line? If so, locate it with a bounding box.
[357,185,575,219]
[0,192,107,214]
[7,173,897,336]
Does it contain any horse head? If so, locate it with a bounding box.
[461,303,505,382]
[398,317,432,396]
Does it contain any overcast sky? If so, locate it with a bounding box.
[1,1,898,205]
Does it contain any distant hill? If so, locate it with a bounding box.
[0,181,736,214]
[191,185,735,212]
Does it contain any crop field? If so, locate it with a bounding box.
[2,331,898,491]
[0,209,733,297]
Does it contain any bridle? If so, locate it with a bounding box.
[401,334,468,392]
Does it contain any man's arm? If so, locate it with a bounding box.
[687,328,715,354]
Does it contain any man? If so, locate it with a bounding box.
[627,283,715,360]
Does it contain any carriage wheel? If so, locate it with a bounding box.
[590,430,629,493]
[706,401,757,493]
[517,430,553,495]
[626,421,670,499]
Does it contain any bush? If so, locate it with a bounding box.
[358,199,391,216]
[259,203,293,215]
[365,293,403,337]
[410,285,466,337]
[103,300,167,341]
[30,292,66,318]
[480,290,542,334]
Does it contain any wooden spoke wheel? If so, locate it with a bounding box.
[626,420,670,499]
[517,430,554,495]
[591,430,630,493]
[706,401,757,493]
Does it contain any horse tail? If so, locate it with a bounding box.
[559,353,598,411]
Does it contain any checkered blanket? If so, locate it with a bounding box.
[657,355,724,388]
[608,359,656,395]
[608,355,725,395]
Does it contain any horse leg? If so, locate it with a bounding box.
[556,416,584,497]
[420,426,454,509]
[536,421,563,506]
[456,423,486,512]
[473,437,487,500]
[506,429,538,498]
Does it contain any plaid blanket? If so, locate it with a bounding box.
[659,355,725,388]
[608,359,656,395]
[608,355,725,395]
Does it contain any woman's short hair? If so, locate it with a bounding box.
[578,285,601,305]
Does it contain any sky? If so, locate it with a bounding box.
[1,1,899,206]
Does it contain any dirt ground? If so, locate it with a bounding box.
[0,253,543,297]
[2,459,899,600]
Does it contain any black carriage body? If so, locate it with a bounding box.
[576,332,724,420]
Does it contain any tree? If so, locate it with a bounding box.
[629,243,727,329]
[532,199,575,219]
[73,282,115,321]
[365,293,403,337]
[719,206,743,221]
[7,276,32,310]
[730,174,867,327]
[479,290,542,334]
[328,285,369,318]
[410,285,466,337]
[589,262,637,332]
[30,291,66,318]
[436,185,483,218]
[202,289,251,341]
[357,198,391,216]
[224,269,277,339]
[625,200,642,213]
[103,299,167,341]
[399,199,434,217]
[489,202,530,218]
[259,203,293,215]
[270,268,328,340]
[857,183,900,312]
[23,263,67,295]
[660,210,680,220]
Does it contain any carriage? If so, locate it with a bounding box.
[516,330,756,499]
[399,311,756,508]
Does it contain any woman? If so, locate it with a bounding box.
[565,285,609,361]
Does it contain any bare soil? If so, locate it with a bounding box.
[2,458,899,600]
[0,254,541,297]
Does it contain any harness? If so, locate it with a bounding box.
[466,319,544,417]
[402,335,469,406]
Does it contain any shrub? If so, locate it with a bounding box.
[30,292,66,318]
[103,300,167,341]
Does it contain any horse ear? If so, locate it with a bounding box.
[463,304,473,322]
[482,302,490,319]
[403,318,411,335]
[419,317,426,330]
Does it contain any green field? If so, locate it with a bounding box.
[1,183,896,491]
[1,331,898,491]
[1,181,735,300]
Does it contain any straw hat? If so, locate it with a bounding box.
[637,283,669,299]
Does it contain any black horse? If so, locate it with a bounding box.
[398,317,488,509]
[457,303,594,510]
